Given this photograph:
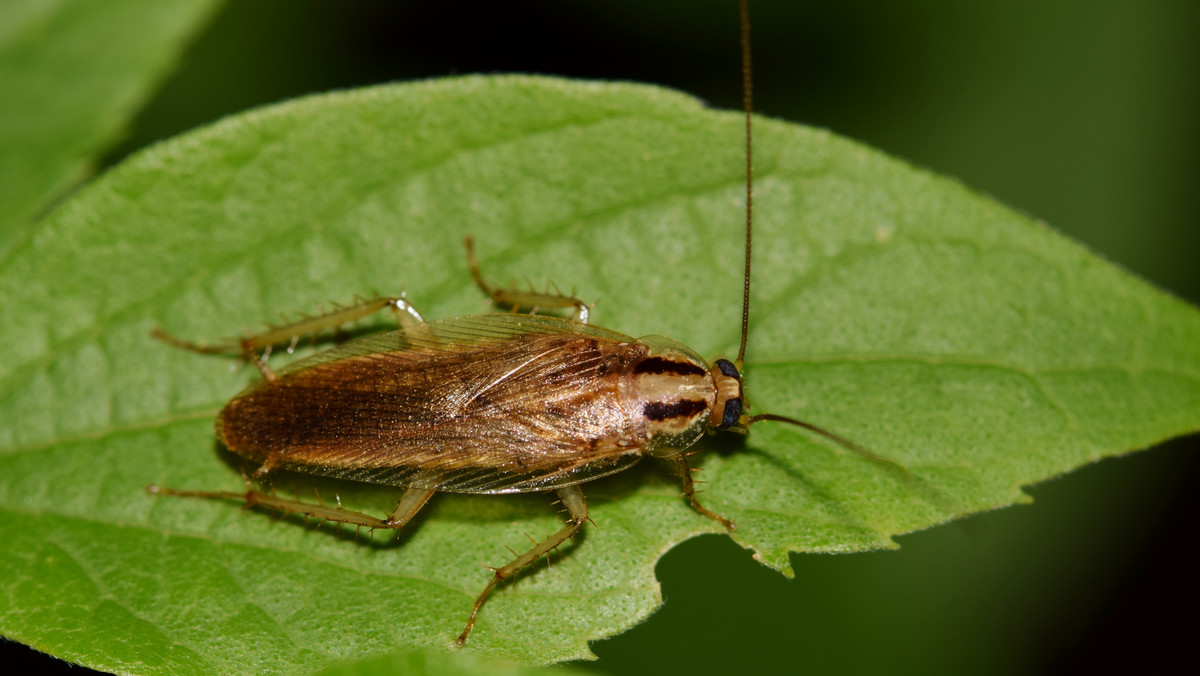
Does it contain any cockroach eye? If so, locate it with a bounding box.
[719,397,743,430]
[715,358,740,378]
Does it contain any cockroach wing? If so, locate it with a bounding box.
[218,314,655,494]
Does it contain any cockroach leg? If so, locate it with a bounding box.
[151,294,426,363]
[463,236,592,324]
[676,454,736,531]
[457,484,588,645]
[240,295,427,349]
[249,347,276,382]
[386,295,426,329]
[146,483,436,532]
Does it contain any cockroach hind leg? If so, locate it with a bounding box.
[462,235,592,324]
[146,482,436,535]
[456,485,589,646]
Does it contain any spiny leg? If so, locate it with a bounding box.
[146,481,435,532]
[457,484,588,645]
[677,453,735,531]
[152,294,426,380]
[463,236,591,324]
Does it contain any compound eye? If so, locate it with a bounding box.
[715,358,740,378]
[718,396,743,430]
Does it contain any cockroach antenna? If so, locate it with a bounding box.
[728,2,921,485]
[736,0,754,369]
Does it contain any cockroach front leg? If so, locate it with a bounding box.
[464,236,592,324]
[457,484,589,645]
[677,453,736,531]
[152,294,426,380]
[146,481,436,532]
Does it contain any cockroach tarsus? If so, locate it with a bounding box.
[146,0,903,646]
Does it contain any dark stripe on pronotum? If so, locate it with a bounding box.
[643,399,709,421]
[633,357,707,377]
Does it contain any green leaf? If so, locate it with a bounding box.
[2,76,1198,671]
[312,648,585,676]
[0,0,222,260]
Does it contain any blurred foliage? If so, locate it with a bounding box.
[0,0,220,257]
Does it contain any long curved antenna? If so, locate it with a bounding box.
[735,0,754,368]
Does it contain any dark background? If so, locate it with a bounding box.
[10,1,1197,673]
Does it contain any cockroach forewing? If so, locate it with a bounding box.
[218,314,658,494]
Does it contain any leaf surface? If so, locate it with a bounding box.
[1,76,1198,671]
[0,0,221,259]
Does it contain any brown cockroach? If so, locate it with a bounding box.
[147,0,884,645]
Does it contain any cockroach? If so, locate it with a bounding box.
[147,0,889,645]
